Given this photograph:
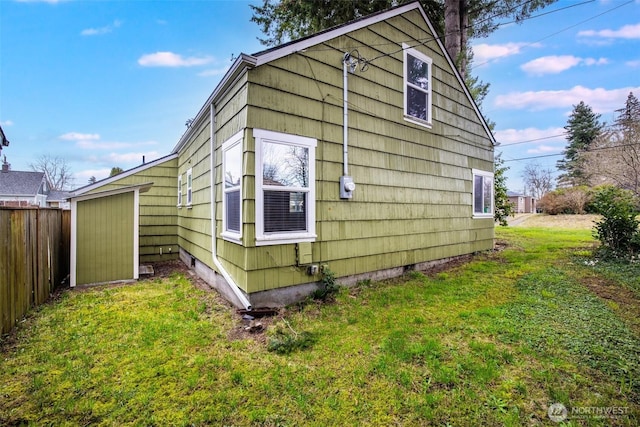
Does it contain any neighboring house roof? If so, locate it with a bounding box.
[72,153,178,197]
[48,190,72,202]
[172,0,496,154]
[507,191,523,197]
[0,170,46,196]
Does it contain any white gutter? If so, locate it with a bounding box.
[209,103,252,310]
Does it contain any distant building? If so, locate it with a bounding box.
[507,191,537,213]
[0,158,70,208]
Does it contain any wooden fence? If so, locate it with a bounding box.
[0,208,70,335]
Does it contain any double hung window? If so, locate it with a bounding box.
[221,132,243,242]
[472,169,494,217]
[403,44,433,127]
[254,129,316,245]
[186,168,193,206]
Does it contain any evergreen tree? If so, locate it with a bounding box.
[494,153,513,226]
[109,167,124,177]
[250,0,556,79]
[557,101,603,187]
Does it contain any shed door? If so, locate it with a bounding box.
[76,192,134,285]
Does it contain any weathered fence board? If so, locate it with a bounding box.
[0,208,70,335]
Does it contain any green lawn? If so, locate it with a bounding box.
[1,225,639,426]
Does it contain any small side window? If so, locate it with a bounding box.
[177,175,182,207]
[472,169,494,217]
[186,168,193,206]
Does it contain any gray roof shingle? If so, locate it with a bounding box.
[0,170,46,196]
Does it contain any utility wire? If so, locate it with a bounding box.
[502,141,640,162]
[471,0,634,69]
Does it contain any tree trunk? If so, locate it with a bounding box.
[444,0,468,77]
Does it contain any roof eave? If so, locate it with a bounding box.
[171,54,258,154]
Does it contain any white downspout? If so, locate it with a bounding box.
[209,103,252,310]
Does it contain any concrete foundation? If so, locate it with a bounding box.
[179,248,469,310]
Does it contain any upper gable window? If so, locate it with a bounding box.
[403,44,432,127]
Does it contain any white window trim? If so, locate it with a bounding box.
[186,168,193,207]
[403,43,433,128]
[472,168,494,218]
[220,131,243,244]
[254,129,317,246]
[177,174,182,207]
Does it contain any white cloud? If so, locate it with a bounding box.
[59,132,100,141]
[495,127,566,146]
[106,151,160,164]
[494,85,640,113]
[75,168,111,183]
[521,55,608,75]
[472,42,540,65]
[81,20,122,36]
[627,59,640,68]
[526,144,562,154]
[137,51,213,67]
[197,67,229,77]
[59,132,157,150]
[578,23,640,40]
[76,140,157,150]
[0,120,14,126]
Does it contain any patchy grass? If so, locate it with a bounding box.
[1,228,639,426]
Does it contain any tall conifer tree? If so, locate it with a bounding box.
[557,101,603,187]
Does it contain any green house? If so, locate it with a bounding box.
[70,1,495,309]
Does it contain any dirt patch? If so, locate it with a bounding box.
[510,213,600,229]
[582,275,640,337]
[147,260,280,344]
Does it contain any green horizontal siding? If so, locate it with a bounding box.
[237,8,494,294]
[87,158,178,263]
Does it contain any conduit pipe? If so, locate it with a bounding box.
[340,52,356,199]
[209,103,252,310]
[343,52,350,177]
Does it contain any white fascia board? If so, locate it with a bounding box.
[71,182,153,202]
[71,154,177,197]
[254,2,422,66]
[172,54,257,154]
[410,7,496,145]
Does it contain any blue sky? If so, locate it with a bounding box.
[1,0,639,192]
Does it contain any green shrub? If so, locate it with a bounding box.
[312,266,339,301]
[591,185,640,259]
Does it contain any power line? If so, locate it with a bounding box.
[498,133,567,147]
[471,0,634,69]
[502,141,640,162]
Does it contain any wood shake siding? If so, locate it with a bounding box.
[238,9,493,293]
